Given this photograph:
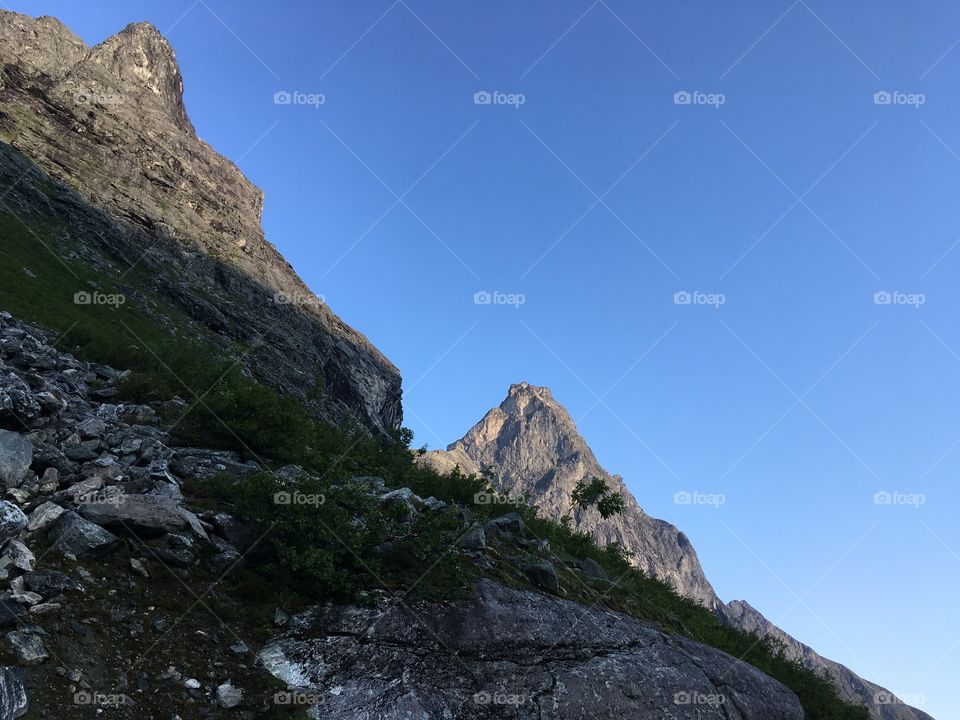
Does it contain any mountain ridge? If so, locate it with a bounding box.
[420,382,934,720]
[0,9,401,434]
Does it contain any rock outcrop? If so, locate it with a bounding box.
[419,382,722,609]
[719,601,934,720]
[0,10,401,435]
[258,578,804,720]
[421,382,933,720]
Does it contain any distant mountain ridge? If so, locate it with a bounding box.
[420,382,934,720]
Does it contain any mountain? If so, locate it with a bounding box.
[0,10,400,434]
[719,601,934,720]
[420,382,933,720]
[419,382,721,609]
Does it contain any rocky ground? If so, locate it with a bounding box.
[0,309,809,719]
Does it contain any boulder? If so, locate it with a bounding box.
[524,561,559,593]
[484,512,526,538]
[49,511,118,558]
[0,432,31,487]
[2,540,34,572]
[0,602,24,628]
[216,682,243,709]
[0,666,27,719]
[5,631,47,665]
[23,569,82,597]
[26,501,65,533]
[0,503,27,543]
[257,580,804,720]
[78,494,185,537]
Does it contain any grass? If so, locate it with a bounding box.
[0,209,869,720]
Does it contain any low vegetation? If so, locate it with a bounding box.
[2,211,869,720]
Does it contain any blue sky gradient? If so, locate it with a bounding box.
[7,1,959,716]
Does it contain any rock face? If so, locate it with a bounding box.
[257,579,804,720]
[719,601,934,720]
[419,382,721,609]
[0,10,401,435]
[422,382,933,720]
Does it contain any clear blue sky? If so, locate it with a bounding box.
[9,1,959,716]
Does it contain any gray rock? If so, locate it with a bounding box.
[216,682,243,709]
[2,540,34,572]
[0,503,27,543]
[258,580,804,720]
[6,631,47,665]
[23,569,82,597]
[0,666,27,719]
[49,511,118,557]
[524,561,559,593]
[485,512,526,538]
[0,432,30,487]
[78,494,185,537]
[0,602,24,628]
[457,523,486,550]
[26,501,64,532]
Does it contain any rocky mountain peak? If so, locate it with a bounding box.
[421,384,722,609]
[75,20,193,133]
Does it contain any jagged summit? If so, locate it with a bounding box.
[74,20,194,133]
[421,383,722,609]
[0,10,402,434]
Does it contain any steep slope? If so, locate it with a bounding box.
[719,601,934,720]
[0,11,401,434]
[421,382,933,720]
[419,382,721,609]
